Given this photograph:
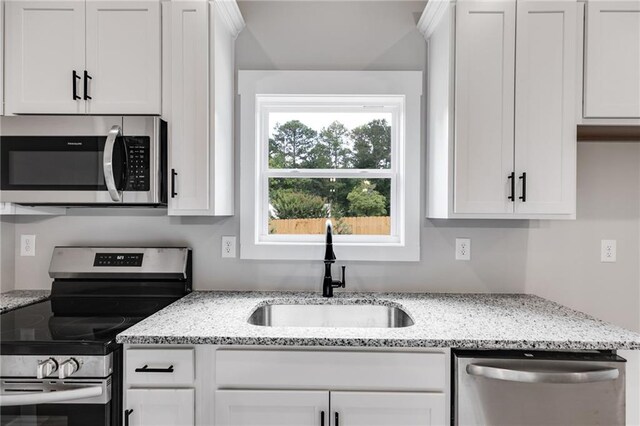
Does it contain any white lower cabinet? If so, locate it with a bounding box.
[215,390,445,426]
[215,390,328,426]
[126,388,195,426]
[330,391,446,426]
[124,346,449,426]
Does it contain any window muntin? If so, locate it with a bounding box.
[257,96,404,242]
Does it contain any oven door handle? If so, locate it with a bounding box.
[0,385,103,406]
[466,363,620,384]
[104,125,123,202]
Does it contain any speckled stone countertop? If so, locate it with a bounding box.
[0,290,50,314]
[116,291,640,350]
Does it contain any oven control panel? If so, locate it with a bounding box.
[93,253,144,267]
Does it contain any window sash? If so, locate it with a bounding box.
[256,95,404,243]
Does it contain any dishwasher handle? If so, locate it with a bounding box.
[466,363,619,384]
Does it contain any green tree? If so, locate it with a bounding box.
[351,119,391,169]
[347,180,387,217]
[350,119,391,212]
[269,120,318,168]
[271,189,328,219]
[308,121,352,169]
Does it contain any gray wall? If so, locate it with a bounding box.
[0,218,15,292]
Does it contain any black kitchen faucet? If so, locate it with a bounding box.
[322,220,346,297]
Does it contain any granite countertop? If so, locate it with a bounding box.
[116,291,640,350]
[0,290,50,314]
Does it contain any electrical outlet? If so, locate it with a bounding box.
[601,239,616,263]
[456,238,471,261]
[221,236,236,258]
[20,235,36,257]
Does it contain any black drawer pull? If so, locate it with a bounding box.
[507,172,515,201]
[72,70,81,100]
[519,172,527,202]
[135,364,174,373]
[124,409,133,426]
[84,70,92,100]
[320,410,325,426]
[171,169,178,198]
[335,412,339,426]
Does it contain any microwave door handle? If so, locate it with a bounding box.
[0,385,103,406]
[466,364,619,384]
[103,125,123,202]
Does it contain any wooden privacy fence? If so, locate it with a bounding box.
[270,216,390,235]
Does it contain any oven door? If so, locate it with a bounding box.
[0,378,112,426]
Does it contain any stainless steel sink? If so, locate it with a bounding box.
[247,303,414,328]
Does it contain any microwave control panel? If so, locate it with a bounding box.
[126,137,150,191]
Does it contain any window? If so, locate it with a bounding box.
[239,71,422,261]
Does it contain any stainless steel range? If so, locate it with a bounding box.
[0,247,192,426]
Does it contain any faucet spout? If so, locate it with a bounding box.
[324,220,336,263]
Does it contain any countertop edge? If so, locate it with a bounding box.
[0,290,50,314]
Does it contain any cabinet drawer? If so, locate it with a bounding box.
[216,350,447,391]
[126,349,194,386]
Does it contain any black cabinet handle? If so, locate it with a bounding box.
[83,70,92,100]
[507,172,515,201]
[171,169,178,198]
[124,409,133,426]
[134,364,174,373]
[320,410,325,426]
[519,172,527,202]
[72,70,81,100]
[335,412,339,426]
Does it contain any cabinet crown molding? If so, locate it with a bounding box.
[417,0,452,38]
[212,0,245,38]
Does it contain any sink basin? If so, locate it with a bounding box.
[247,303,414,328]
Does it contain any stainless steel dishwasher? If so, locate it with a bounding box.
[454,350,626,425]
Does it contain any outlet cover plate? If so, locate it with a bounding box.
[601,239,616,263]
[222,236,236,259]
[456,238,471,261]
[20,234,36,257]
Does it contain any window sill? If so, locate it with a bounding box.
[240,241,420,262]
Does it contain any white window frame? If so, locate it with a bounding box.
[239,70,422,261]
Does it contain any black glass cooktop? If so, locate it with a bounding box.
[0,301,144,355]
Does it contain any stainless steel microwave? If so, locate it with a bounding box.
[0,118,167,205]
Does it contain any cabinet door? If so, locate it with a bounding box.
[330,392,446,426]
[454,1,516,215]
[215,390,328,426]
[5,1,86,114]
[126,388,194,426]
[514,1,577,215]
[1,0,4,116]
[168,1,212,215]
[584,1,640,118]
[85,0,161,114]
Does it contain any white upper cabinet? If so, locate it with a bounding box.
[583,1,640,120]
[454,0,516,215]
[514,0,577,215]
[165,0,243,216]
[85,0,161,114]
[5,1,86,114]
[5,0,161,115]
[1,0,4,115]
[420,0,579,219]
